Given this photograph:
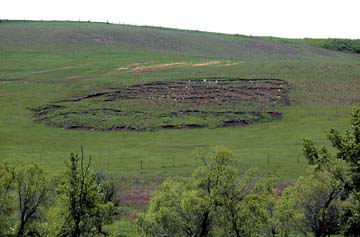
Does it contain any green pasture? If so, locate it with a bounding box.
[1,21,360,182]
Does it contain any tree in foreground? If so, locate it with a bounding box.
[192,147,270,237]
[137,146,279,237]
[137,147,231,237]
[303,107,360,236]
[241,177,282,237]
[281,167,344,237]
[14,164,50,237]
[192,146,238,236]
[0,162,15,235]
[57,147,113,237]
[137,177,211,237]
[0,162,51,236]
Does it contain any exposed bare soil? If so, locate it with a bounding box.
[32,78,289,131]
[114,61,221,73]
[64,78,289,106]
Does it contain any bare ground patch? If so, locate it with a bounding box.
[114,60,230,73]
[31,78,289,131]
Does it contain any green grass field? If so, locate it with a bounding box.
[1,20,360,183]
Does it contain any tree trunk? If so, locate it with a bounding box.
[315,223,326,237]
[17,213,26,237]
[232,218,241,237]
[17,222,25,237]
[72,217,81,237]
[272,227,276,237]
[199,211,210,237]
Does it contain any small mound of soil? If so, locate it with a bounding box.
[268,111,283,119]
[64,125,95,131]
[223,120,249,127]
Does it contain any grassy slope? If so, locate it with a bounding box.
[1,21,360,182]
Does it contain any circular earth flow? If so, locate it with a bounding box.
[32,78,289,131]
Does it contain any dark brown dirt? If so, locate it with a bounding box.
[268,111,283,119]
[111,125,141,131]
[32,78,289,131]
[64,125,95,131]
[223,120,249,127]
[63,78,290,107]
[161,125,180,129]
[160,124,204,129]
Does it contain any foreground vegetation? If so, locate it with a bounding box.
[1,108,359,236]
[1,20,360,235]
[0,147,114,236]
[138,108,360,237]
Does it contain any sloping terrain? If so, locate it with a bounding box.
[0,20,354,60]
[0,20,360,181]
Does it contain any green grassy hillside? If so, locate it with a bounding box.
[1,20,360,181]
